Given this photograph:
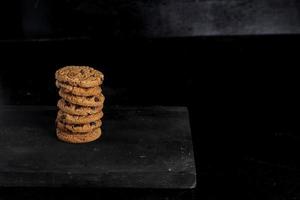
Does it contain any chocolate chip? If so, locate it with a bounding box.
[91,107,96,110]
[65,101,71,107]
[74,124,81,127]
[90,122,96,126]
[75,105,81,110]
[80,69,84,74]
[94,97,100,102]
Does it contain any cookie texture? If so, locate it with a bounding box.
[55,66,104,88]
[57,110,104,124]
[59,89,105,107]
[57,99,102,116]
[56,81,102,96]
[55,65,105,144]
[56,128,102,143]
[56,120,102,133]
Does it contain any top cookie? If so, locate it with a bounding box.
[55,66,104,88]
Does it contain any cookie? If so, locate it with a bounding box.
[55,66,104,88]
[56,128,102,143]
[59,89,105,107]
[56,120,102,133]
[56,81,102,96]
[57,110,104,124]
[57,99,103,116]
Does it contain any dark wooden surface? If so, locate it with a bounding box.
[0,106,195,188]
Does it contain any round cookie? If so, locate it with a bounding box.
[56,80,102,96]
[55,66,104,88]
[57,99,103,116]
[57,110,104,124]
[56,120,102,133]
[56,128,102,143]
[59,89,105,107]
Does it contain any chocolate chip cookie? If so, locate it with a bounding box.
[56,80,102,96]
[57,110,103,124]
[56,128,102,143]
[56,120,102,133]
[57,99,103,116]
[59,89,105,107]
[55,66,104,88]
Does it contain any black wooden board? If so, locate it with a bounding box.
[0,106,196,188]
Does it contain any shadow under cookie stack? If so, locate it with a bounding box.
[55,66,105,143]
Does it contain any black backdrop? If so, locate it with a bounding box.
[1,0,300,199]
[1,0,300,38]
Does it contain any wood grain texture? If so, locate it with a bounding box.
[0,106,196,188]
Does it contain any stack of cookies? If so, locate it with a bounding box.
[55,66,105,143]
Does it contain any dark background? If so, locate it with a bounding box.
[1,0,300,199]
